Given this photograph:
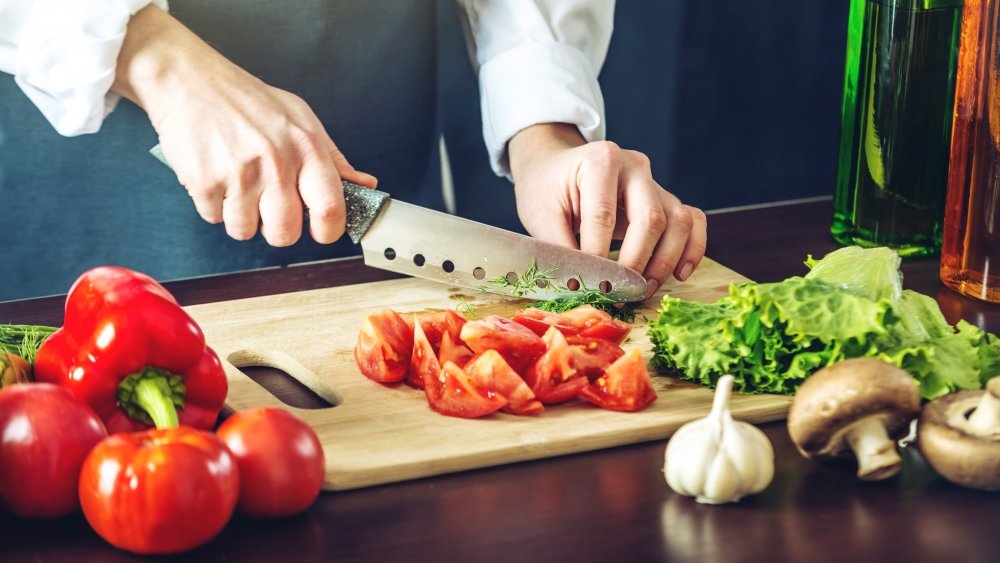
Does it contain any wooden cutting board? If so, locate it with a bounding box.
[184,258,790,490]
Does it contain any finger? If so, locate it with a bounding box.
[298,152,346,244]
[642,191,694,299]
[577,142,623,258]
[519,200,579,250]
[258,167,303,247]
[187,184,224,224]
[326,140,379,189]
[221,174,262,241]
[675,205,708,281]
[616,176,668,275]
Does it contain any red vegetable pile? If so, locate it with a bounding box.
[354,305,658,416]
[0,267,326,556]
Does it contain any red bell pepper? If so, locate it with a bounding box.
[34,266,227,433]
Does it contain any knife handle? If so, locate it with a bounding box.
[149,144,389,243]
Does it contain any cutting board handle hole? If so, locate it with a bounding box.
[227,349,342,410]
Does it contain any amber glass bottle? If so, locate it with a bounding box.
[941,0,1000,302]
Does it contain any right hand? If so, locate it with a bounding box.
[113,6,377,246]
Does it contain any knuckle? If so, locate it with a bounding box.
[584,140,622,167]
[264,229,300,248]
[642,207,668,233]
[226,225,257,241]
[669,205,695,231]
[586,205,617,231]
[627,150,651,169]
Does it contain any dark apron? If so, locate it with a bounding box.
[0,0,439,301]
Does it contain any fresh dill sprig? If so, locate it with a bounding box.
[0,324,57,363]
[455,297,478,318]
[484,259,557,297]
[528,277,639,323]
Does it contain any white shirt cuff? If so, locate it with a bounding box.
[14,0,168,136]
[478,41,606,179]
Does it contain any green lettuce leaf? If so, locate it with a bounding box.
[649,246,999,398]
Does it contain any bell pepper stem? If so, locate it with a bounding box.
[117,368,186,429]
[134,376,180,429]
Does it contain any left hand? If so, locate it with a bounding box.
[508,124,707,300]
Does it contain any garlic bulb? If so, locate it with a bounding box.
[664,375,774,504]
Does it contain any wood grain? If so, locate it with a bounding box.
[184,257,790,490]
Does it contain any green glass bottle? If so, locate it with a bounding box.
[832,0,963,257]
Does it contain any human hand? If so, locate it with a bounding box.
[508,124,707,300]
[112,6,376,246]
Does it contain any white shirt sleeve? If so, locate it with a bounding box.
[0,0,168,136]
[455,0,615,178]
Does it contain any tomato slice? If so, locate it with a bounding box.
[565,335,626,381]
[403,310,466,353]
[439,331,474,369]
[460,315,546,373]
[558,305,632,345]
[512,308,581,338]
[464,350,544,416]
[429,362,507,418]
[513,305,631,345]
[524,327,588,405]
[354,310,413,383]
[579,348,657,412]
[409,319,442,392]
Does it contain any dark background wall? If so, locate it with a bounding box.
[440,1,849,232]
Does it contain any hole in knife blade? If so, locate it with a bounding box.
[473,267,486,280]
[535,279,548,288]
[599,281,612,293]
[442,260,455,273]
[505,272,518,285]
[414,254,425,267]
[566,278,581,291]
[384,248,396,260]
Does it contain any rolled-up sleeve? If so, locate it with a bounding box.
[0,0,168,136]
[456,0,615,178]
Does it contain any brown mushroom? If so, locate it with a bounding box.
[917,376,1000,491]
[787,358,920,480]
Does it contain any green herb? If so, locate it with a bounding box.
[528,278,639,323]
[455,297,478,318]
[483,259,557,297]
[647,246,1000,399]
[0,324,58,363]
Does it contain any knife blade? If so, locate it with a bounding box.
[150,145,647,302]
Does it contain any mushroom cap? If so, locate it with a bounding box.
[787,358,920,459]
[917,387,1000,491]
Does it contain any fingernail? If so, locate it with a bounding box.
[677,262,694,282]
[644,278,661,301]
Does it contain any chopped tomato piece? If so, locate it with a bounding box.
[403,310,466,353]
[464,350,544,416]
[565,335,626,381]
[409,319,441,391]
[354,310,413,383]
[512,309,581,338]
[513,305,631,345]
[558,306,632,345]
[429,362,507,418]
[460,315,546,373]
[439,331,474,369]
[580,348,657,412]
[524,327,588,405]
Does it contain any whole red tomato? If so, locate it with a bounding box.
[216,407,325,518]
[78,427,239,555]
[0,383,107,518]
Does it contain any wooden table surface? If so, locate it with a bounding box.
[1,199,997,563]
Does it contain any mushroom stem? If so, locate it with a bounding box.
[845,416,903,481]
[965,385,1000,438]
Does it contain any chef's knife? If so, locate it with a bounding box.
[150,145,647,302]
